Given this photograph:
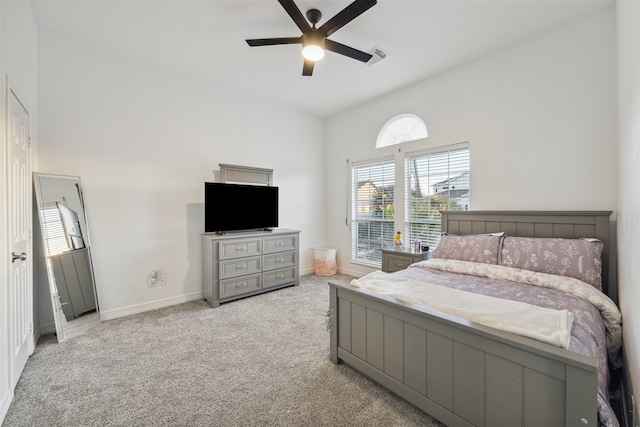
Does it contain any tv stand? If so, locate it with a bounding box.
[202,228,300,307]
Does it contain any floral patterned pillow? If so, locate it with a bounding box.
[432,233,505,265]
[500,236,604,290]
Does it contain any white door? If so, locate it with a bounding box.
[7,85,32,389]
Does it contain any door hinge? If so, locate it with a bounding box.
[29,322,33,335]
[28,136,32,148]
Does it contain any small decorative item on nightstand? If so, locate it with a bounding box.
[394,231,403,247]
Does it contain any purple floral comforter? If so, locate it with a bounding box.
[392,259,622,427]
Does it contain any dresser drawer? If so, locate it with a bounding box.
[262,267,296,289]
[263,234,297,254]
[219,274,261,299]
[383,254,414,272]
[263,251,296,272]
[219,256,261,279]
[219,238,261,260]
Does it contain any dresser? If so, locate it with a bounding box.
[202,229,300,307]
[381,246,431,273]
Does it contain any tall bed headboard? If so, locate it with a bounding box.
[440,210,614,299]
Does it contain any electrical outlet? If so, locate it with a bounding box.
[158,276,167,287]
[149,269,158,288]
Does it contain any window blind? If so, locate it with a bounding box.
[351,159,395,265]
[40,205,71,256]
[405,144,470,249]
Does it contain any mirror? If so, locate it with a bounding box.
[33,173,100,342]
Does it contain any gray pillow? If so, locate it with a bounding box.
[432,233,505,265]
[500,236,604,290]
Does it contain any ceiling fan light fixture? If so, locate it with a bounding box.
[302,32,325,61]
[302,44,325,61]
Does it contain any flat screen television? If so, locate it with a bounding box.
[204,182,279,233]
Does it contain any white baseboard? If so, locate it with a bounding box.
[300,267,315,276]
[0,387,13,427]
[39,321,56,336]
[99,291,204,321]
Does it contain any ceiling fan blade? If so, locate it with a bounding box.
[278,0,311,33]
[246,37,302,47]
[302,59,315,76]
[318,0,377,38]
[324,39,372,63]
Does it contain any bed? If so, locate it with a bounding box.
[327,211,621,427]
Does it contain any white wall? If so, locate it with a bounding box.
[617,0,640,417]
[0,0,38,422]
[37,29,326,320]
[326,8,616,278]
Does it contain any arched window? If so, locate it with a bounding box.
[376,113,428,148]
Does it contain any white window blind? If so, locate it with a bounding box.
[405,144,470,249]
[40,205,71,256]
[351,159,395,265]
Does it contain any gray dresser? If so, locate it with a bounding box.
[202,229,300,307]
[50,248,97,320]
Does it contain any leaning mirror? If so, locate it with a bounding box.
[33,173,100,342]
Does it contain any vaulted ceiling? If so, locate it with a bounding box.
[30,0,614,117]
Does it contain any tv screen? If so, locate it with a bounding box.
[204,182,279,233]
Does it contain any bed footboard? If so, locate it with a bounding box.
[328,281,599,427]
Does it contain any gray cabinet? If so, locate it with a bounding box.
[203,229,300,307]
[381,247,431,273]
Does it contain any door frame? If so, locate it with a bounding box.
[0,73,11,423]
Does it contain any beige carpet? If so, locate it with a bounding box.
[3,274,445,427]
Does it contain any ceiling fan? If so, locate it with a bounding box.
[246,0,377,76]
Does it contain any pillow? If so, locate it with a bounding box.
[432,232,505,264]
[500,236,604,290]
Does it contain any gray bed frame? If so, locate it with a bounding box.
[328,210,613,427]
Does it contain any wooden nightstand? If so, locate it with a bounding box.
[381,246,432,273]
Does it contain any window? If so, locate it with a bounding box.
[376,113,428,148]
[405,143,470,249]
[351,159,395,265]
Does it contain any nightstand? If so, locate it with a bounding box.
[381,246,432,273]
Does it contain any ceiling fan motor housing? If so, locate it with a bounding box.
[306,9,322,26]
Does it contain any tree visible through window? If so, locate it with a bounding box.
[405,144,470,249]
[351,160,395,265]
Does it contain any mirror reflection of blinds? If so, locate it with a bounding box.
[41,206,71,256]
[351,159,395,265]
[405,144,470,249]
